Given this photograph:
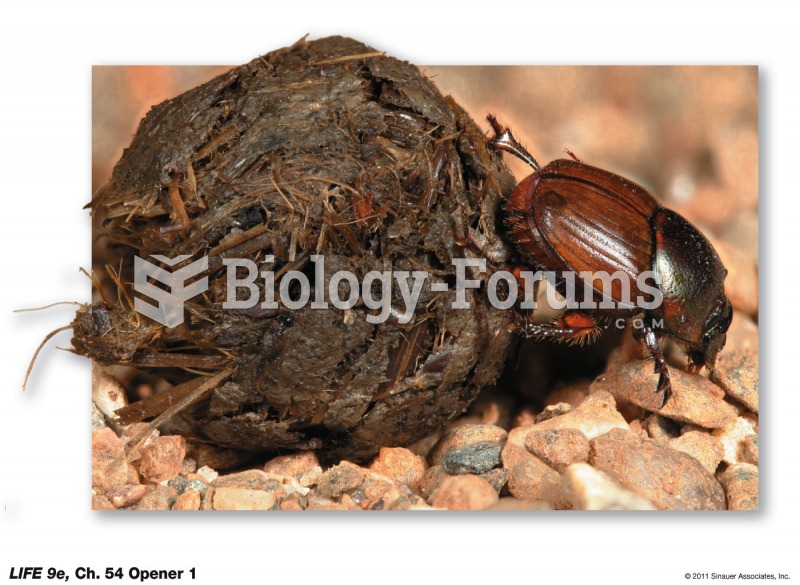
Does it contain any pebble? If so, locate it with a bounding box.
[560,463,656,510]
[200,487,215,510]
[368,447,428,491]
[354,479,397,510]
[718,463,759,510]
[481,467,509,493]
[525,429,590,473]
[315,462,366,499]
[428,424,508,467]
[305,495,348,511]
[504,424,533,449]
[430,475,499,510]
[187,442,249,471]
[280,494,305,511]
[126,465,140,484]
[644,414,681,443]
[628,419,648,438]
[591,361,737,429]
[711,351,758,413]
[106,484,148,509]
[489,498,552,511]
[418,465,449,500]
[172,490,202,511]
[668,431,724,474]
[280,477,311,499]
[134,486,178,510]
[91,427,132,491]
[535,403,573,423]
[166,476,189,493]
[92,426,123,460]
[590,428,726,510]
[340,493,361,510]
[365,483,423,511]
[406,503,436,511]
[263,451,320,478]
[92,494,115,510]
[501,443,561,503]
[92,365,127,420]
[195,465,218,483]
[712,415,758,465]
[181,457,197,475]
[213,487,276,510]
[533,391,630,440]
[211,470,282,493]
[443,441,504,475]
[299,466,323,488]
[169,476,208,497]
[742,435,759,465]
[138,436,187,484]
[91,403,107,433]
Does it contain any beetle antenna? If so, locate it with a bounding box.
[486,114,541,171]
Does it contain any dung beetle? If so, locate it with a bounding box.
[485,114,733,408]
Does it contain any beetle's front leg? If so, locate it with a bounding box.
[636,326,673,409]
[486,114,542,172]
[510,310,601,346]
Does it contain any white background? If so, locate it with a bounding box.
[0,1,790,583]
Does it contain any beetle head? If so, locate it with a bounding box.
[686,294,733,372]
[651,209,733,371]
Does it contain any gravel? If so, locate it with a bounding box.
[91,366,759,509]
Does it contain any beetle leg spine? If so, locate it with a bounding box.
[510,311,602,346]
[486,114,542,171]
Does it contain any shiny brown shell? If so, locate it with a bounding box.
[504,159,662,302]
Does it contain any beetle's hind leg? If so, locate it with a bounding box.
[511,310,602,346]
[486,114,542,171]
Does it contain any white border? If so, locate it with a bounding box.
[0,2,786,583]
